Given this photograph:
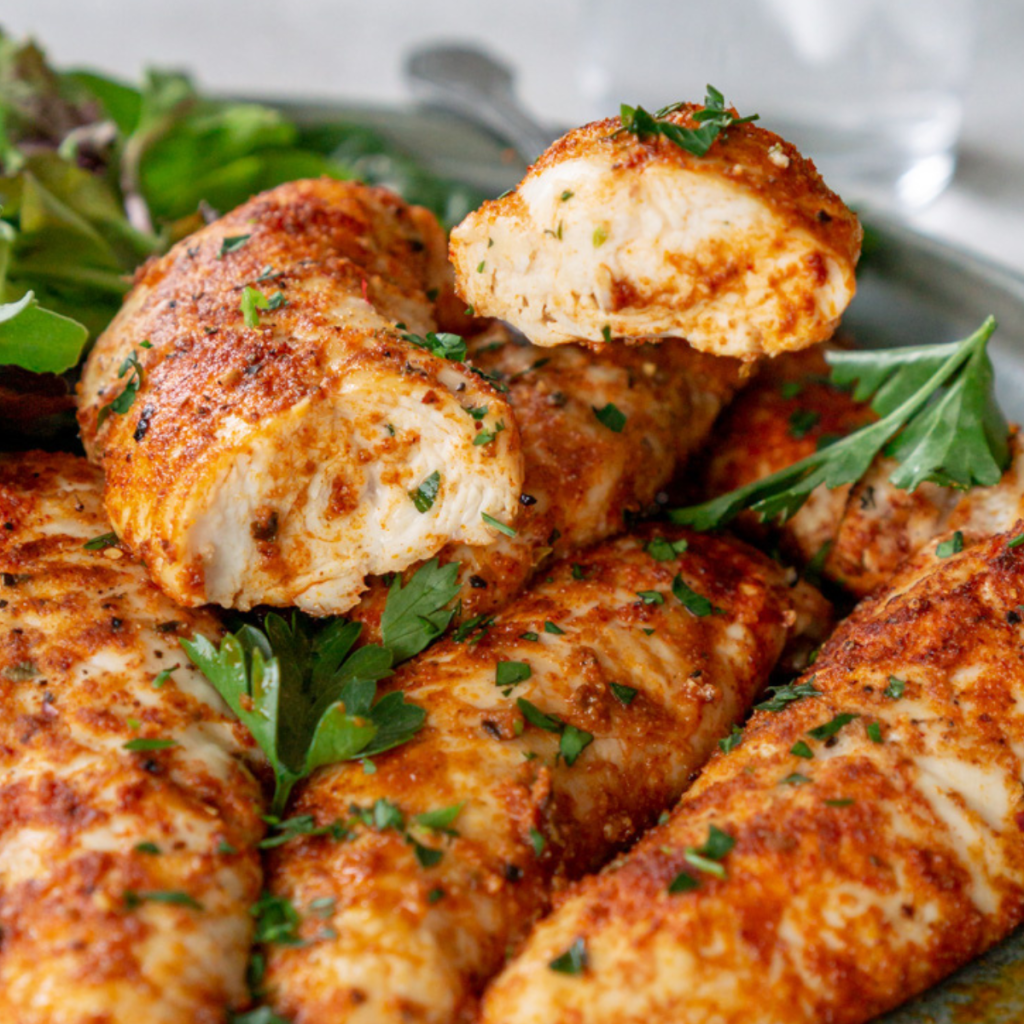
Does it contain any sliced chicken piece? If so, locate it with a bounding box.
[0,451,266,1023]
[703,347,1024,596]
[350,324,748,637]
[262,527,829,1024]
[450,104,860,359]
[77,179,523,615]
[480,526,1024,1024]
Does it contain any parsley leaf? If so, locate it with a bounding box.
[380,558,460,662]
[217,234,251,258]
[182,560,459,814]
[543,620,565,635]
[400,328,468,363]
[83,531,119,550]
[482,511,517,537]
[936,531,964,558]
[645,536,688,562]
[415,802,464,834]
[258,814,348,849]
[671,575,715,616]
[410,470,441,512]
[617,85,759,157]
[718,725,743,754]
[807,712,859,742]
[791,740,814,759]
[609,682,638,706]
[636,590,664,605]
[549,937,588,975]
[517,698,562,733]
[884,676,906,699]
[754,678,821,713]
[669,318,1007,530]
[496,661,532,688]
[97,346,146,427]
[593,402,627,433]
[560,724,594,766]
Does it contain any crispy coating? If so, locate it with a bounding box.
[351,325,748,637]
[77,179,523,615]
[451,104,860,359]
[0,451,266,1023]
[481,526,1024,1024]
[262,527,830,1024]
[703,347,1024,595]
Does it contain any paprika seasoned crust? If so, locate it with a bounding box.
[77,178,523,616]
[350,324,748,638]
[262,526,830,1024]
[703,346,1024,596]
[480,526,1024,1024]
[0,451,266,1024]
[450,104,860,359]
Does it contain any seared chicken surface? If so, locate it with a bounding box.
[263,527,828,1024]
[704,347,1024,596]
[451,105,860,359]
[0,452,266,1023]
[351,324,747,636]
[481,526,1024,1024]
[78,179,522,615]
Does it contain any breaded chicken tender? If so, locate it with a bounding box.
[481,526,1024,1024]
[451,103,860,359]
[350,324,747,637]
[262,527,829,1024]
[0,452,266,1023]
[78,179,522,616]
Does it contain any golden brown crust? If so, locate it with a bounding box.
[0,451,266,1023]
[76,179,523,615]
[481,527,1024,1024]
[263,526,829,1024]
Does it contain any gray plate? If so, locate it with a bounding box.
[275,97,1024,1022]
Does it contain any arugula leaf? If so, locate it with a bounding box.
[670,318,1007,530]
[182,560,460,814]
[380,558,460,662]
[0,290,89,374]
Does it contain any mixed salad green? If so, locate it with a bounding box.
[0,29,482,382]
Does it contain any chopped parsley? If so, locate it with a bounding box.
[97,346,147,427]
[415,803,464,835]
[83,531,119,550]
[151,664,179,689]
[473,421,506,446]
[549,937,588,975]
[529,826,546,855]
[410,471,442,512]
[217,234,251,258]
[884,676,906,699]
[482,511,517,537]
[791,740,814,759]
[543,620,565,635]
[592,226,608,248]
[867,721,883,744]
[125,889,202,910]
[671,575,715,616]
[609,682,638,706]
[788,409,821,439]
[134,841,161,855]
[781,772,811,786]
[718,725,743,754]
[1009,533,1024,550]
[496,660,532,688]
[636,590,664,605]
[936,531,964,558]
[400,328,468,363]
[616,86,759,157]
[807,712,859,742]
[123,737,178,752]
[754,678,821,713]
[516,698,593,766]
[645,536,688,562]
[593,402,627,433]
[240,286,285,328]
[258,814,348,849]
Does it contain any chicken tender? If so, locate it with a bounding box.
[351,325,747,636]
[78,179,522,615]
[480,526,1024,1024]
[451,104,860,359]
[262,527,829,1024]
[0,451,266,1023]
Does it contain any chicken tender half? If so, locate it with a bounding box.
[451,103,860,359]
[350,325,747,636]
[78,179,522,615]
[481,527,1024,1024]
[0,452,266,1024]
[262,527,829,1024]
[703,347,1024,596]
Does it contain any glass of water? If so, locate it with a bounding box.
[579,0,979,210]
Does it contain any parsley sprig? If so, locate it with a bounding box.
[671,318,1007,531]
[182,559,460,814]
[616,86,759,158]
